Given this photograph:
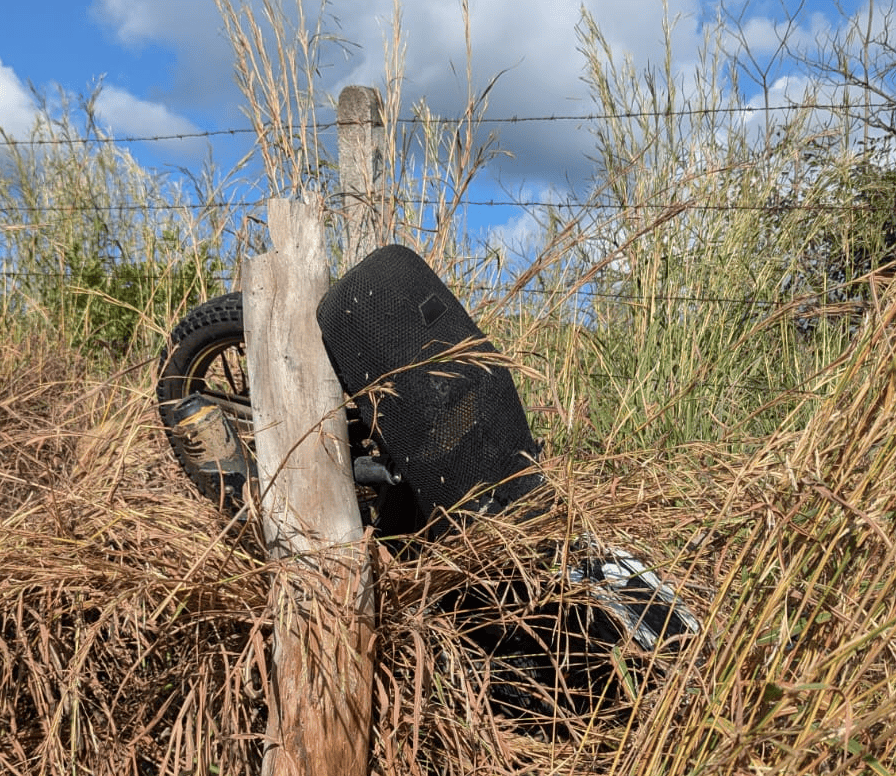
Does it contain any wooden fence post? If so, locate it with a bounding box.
[242,198,373,776]
[337,85,384,267]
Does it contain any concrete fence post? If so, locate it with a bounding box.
[337,85,385,268]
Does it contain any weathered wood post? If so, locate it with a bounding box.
[337,85,384,267]
[242,198,373,776]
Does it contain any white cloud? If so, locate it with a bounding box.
[94,85,207,160]
[84,0,710,185]
[734,16,789,56]
[485,184,564,253]
[95,85,197,135]
[0,57,202,159]
[90,0,218,47]
[488,209,544,254]
[321,0,708,185]
[91,0,157,45]
[89,0,235,114]
[0,60,37,138]
[766,75,816,105]
[81,0,860,188]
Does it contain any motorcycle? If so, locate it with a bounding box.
[157,244,700,731]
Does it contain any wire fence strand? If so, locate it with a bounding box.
[0,100,890,147]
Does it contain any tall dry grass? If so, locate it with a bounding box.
[0,87,235,360]
[0,335,271,774]
[3,1,896,774]
[3,290,895,774]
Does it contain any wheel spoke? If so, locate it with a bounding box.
[219,345,245,396]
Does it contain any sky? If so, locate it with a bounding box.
[0,0,877,245]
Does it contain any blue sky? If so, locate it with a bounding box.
[0,0,878,245]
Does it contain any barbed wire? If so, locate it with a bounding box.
[0,268,872,310]
[0,199,268,215]
[0,97,887,227]
[0,127,261,146]
[0,265,850,399]
[1,97,884,409]
[0,197,877,218]
[2,100,888,314]
[0,100,890,148]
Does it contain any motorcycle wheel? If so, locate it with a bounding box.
[157,292,252,510]
[155,292,387,522]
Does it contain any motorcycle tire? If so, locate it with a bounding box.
[157,292,253,512]
[155,292,395,524]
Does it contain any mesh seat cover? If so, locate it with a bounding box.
[317,245,539,520]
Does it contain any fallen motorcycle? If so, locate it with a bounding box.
[157,244,700,731]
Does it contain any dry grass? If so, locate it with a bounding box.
[3,287,896,775]
[4,1,896,772]
[0,335,271,775]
